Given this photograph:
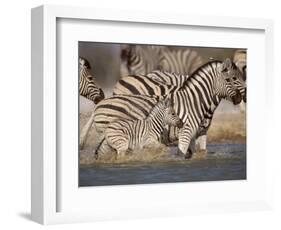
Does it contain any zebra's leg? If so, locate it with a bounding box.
[196,135,207,151]
[94,138,103,159]
[116,148,127,159]
[195,119,210,152]
[108,139,129,159]
[80,111,95,149]
[177,124,194,159]
[161,127,170,145]
[162,126,179,146]
[188,138,196,158]
[94,138,108,159]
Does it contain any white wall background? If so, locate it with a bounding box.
[0,0,280,229]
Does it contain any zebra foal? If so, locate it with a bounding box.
[95,98,183,158]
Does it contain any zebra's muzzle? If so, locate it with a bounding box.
[99,88,105,99]
[231,90,242,105]
[93,89,105,104]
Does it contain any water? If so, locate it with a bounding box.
[79,143,246,186]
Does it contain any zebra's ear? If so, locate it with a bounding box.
[159,95,165,101]
[221,58,232,72]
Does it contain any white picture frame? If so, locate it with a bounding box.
[31,5,274,225]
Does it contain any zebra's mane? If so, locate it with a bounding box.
[146,100,166,119]
[179,60,222,90]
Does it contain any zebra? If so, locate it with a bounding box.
[93,58,246,159]
[95,98,183,158]
[79,57,105,104]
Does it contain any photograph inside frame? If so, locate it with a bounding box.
[78,42,247,186]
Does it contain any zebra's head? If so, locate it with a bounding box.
[216,58,246,105]
[81,75,105,104]
[79,58,105,104]
[161,98,184,129]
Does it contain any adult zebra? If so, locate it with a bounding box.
[93,59,246,159]
[79,57,105,104]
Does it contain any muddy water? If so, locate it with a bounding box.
[79,143,246,186]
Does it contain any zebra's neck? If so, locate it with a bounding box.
[80,67,90,78]
[146,110,166,138]
[174,61,222,123]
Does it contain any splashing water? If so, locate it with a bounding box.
[79,143,246,186]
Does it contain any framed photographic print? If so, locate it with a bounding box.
[31,5,274,225]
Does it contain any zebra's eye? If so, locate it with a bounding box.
[233,77,237,80]
[225,78,231,82]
